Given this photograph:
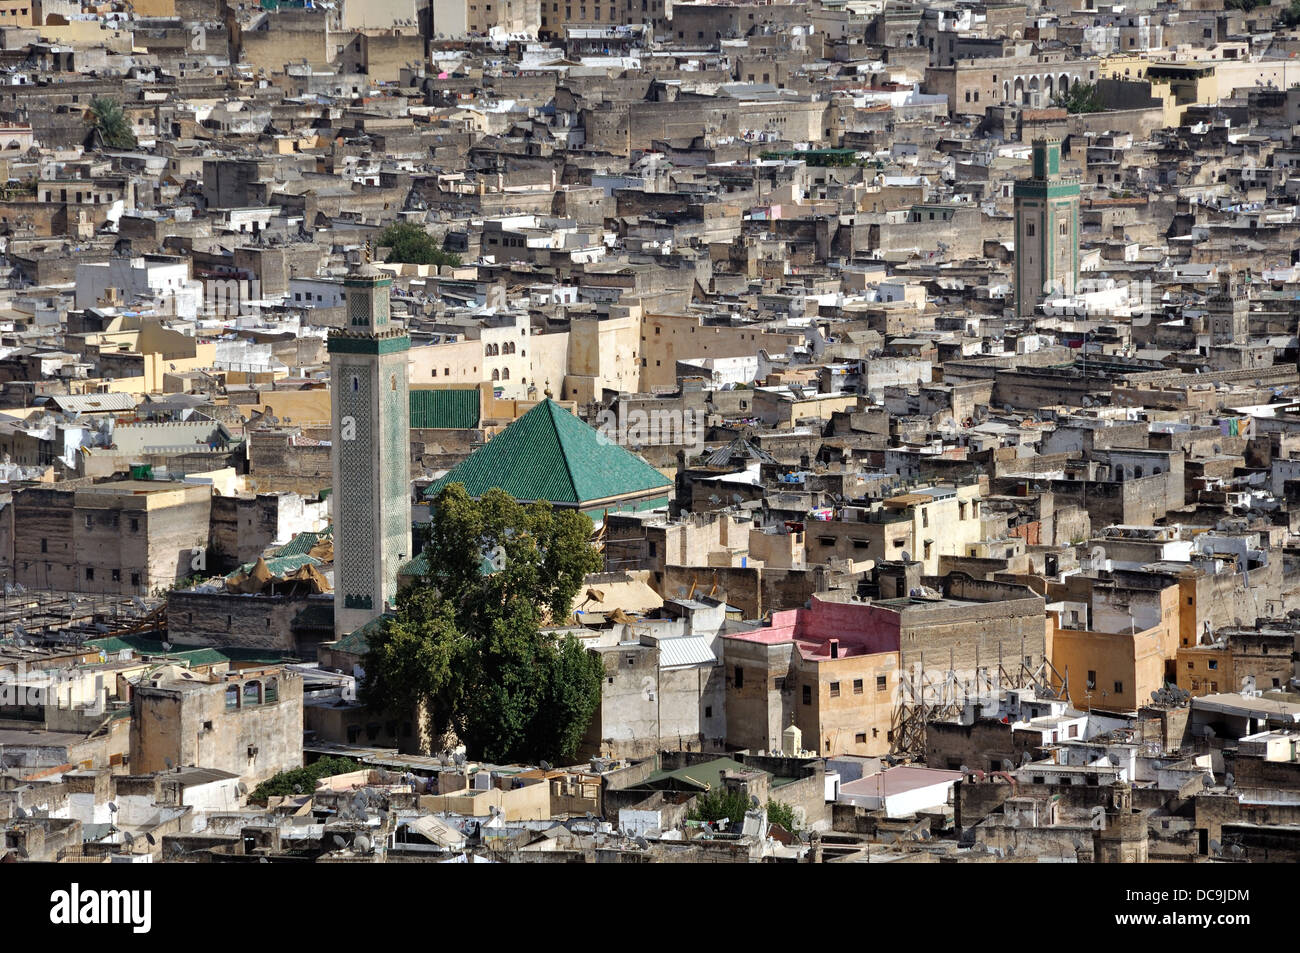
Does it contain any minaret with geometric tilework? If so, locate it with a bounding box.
[1014,137,1079,318]
[329,263,411,639]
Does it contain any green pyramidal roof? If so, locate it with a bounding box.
[424,399,671,506]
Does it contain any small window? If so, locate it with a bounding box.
[830,681,840,698]
[853,679,864,694]
[1026,222,1035,237]
[802,685,812,705]
[225,685,239,709]
[855,733,867,744]
[705,706,713,718]
[85,568,93,581]
[876,676,887,691]
[734,666,743,689]
[1208,660,1218,670]
[1087,671,1097,690]
[1114,681,1123,694]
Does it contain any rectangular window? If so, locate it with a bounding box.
[734,666,743,689]
[853,679,863,694]
[876,676,887,691]
[131,572,140,587]
[855,733,867,744]
[705,706,713,718]
[1087,670,1097,690]
[1114,681,1124,694]
[111,569,120,582]
[830,682,840,698]
[802,685,812,705]
[86,568,93,581]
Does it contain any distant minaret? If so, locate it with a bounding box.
[329,262,412,639]
[1206,273,1249,346]
[1014,137,1080,318]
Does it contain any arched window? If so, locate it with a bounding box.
[492,369,500,381]
[351,376,359,392]
[243,680,262,706]
[391,375,397,391]
[501,368,509,380]
[1134,466,1144,479]
[225,685,239,709]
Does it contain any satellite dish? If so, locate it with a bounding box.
[332,834,347,849]
[1209,839,1222,856]
[145,832,156,846]
[901,551,911,562]
[108,802,118,813]
[354,834,372,852]
[122,831,135,845]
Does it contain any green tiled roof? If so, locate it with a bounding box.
[645,757,750,791]
[224,553,322,581]
[86,634,294,665]
[329,613,394,656]
[272,525,333,559]
[424,399,671,506]
[410,388,481,429]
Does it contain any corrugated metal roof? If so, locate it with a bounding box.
[47,393,138,414]
[425,399,670,505]
[657,635,716,669]
[409,388,480,430]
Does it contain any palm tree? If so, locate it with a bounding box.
[87,97,137,149]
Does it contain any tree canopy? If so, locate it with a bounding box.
[249,756,361,803]
[1052,82,1104,114]
[377,221,462,267]
[688,788,753,829]
[87,97,137,150]
[362,484,604,764]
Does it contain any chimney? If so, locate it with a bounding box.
[829,639,839,659]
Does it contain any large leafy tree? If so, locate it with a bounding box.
[362,484,604,764]
[87,97,137,149]
[377,221,462,267]
[1052,82,1104,114]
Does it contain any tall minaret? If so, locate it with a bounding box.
[1014,137,1080,318]
[329,263,412,639]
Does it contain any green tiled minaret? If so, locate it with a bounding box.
[1014,137,1080,318]
[329,263,411,639]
